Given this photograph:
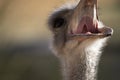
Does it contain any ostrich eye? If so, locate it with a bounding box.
[53,18,65,28]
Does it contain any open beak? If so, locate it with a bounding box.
[68,0,113,39]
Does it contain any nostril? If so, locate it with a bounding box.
[86,0,94,6]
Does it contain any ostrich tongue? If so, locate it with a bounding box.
[76,16,100,34]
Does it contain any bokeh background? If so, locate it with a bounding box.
[0,0,120,80]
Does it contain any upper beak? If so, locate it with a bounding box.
[74,0,98,19]
[69,0,98,33]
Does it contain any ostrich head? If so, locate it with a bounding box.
[48,0,113,56]
[48,0,113,80]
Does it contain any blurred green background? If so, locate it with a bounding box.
[0,0,120,80]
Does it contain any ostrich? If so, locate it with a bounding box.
[48,0,113,80]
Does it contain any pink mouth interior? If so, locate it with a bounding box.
[73,16,100,34]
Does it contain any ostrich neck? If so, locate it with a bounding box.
[61,46,101,80]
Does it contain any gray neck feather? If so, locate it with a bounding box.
[60,46,102,80]
[52,39,107,80]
